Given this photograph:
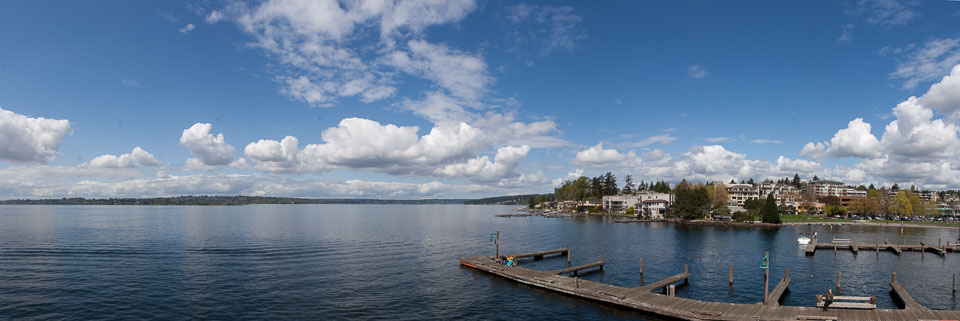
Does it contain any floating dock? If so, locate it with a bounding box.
[460,247,960,321]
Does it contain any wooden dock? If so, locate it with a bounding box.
[461,248,960,321]
[890,272,929,311]
[510,247,569,260]
[765,270,790,306]
[804,237,954,257]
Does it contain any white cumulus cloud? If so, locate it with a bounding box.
[573,143,629,166]
[179,123,236,169]
[0,107,71,163]
[89,146,161,168]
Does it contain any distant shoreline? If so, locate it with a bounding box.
[528,211,960,230]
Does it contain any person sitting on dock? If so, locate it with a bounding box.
[506,256,515,267]
[821,289,834,310]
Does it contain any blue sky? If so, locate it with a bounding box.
[2,0,960,199]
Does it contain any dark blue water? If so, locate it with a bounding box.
[1,205,959,320]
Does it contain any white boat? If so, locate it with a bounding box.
[797,233,811,245]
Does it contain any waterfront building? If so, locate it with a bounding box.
[839,196,865,211]
[726,184,759,205]
[798,201,824,214]
[635,199,669,219]
[602,192,673,212]
[810,180,846,197]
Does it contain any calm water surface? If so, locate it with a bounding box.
[1,205,959,320]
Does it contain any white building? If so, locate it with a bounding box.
[602,192,674,212]
[636,200,669,219]
[727,184,759,205]
[810,181,845,197]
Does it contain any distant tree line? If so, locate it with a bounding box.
[0,196,469,206]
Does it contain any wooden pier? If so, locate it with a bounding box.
[765,269,790,306]
[510,247,569,260]
[804,237,954,257]
[461,247,960,321]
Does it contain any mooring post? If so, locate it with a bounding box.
[495,231,500,258]
[764,251,769,302]
[669,284,676,297]
[892,271,897,282]
[953,273,957,294]
[836,270,842,293]
[566,245,571,268]
[729,266,734,285]
[599,254,604,271]
[639,258,644,284]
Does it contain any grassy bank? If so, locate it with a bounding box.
[779,214,854,223]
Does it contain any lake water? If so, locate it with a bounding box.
[1,205,959,320]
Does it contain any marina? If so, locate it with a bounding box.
[461,245,960,321]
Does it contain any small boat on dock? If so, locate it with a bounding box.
[798,233,812,245]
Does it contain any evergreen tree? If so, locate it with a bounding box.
[747,178,755,185]
[674,180,709,220]
[813,175,819,181]
[792,174,801,187]
[868,183,875,190]
[730,179,736,184]
[761,193,781,223]
[622,175,635,194]
[590,177,603,200]
[602,172,618,196]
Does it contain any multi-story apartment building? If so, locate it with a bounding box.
[759,183,800,204]
[917,190,939,202]
[843,187,866,198]
[602,192,674,212]
[726,184,759,205]
[810,180,846,197]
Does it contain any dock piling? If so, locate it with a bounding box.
[954,273,957,293]
[837,271,842,293]
[764,251,769,303]
[729,266,734,285]
[495,231,499,258]
[668,284,675,297]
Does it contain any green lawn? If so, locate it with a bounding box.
[779,215,960,227]
[872,219,960,227]
[779,215,854,223]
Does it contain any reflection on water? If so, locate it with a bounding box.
[0,205,958,319]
